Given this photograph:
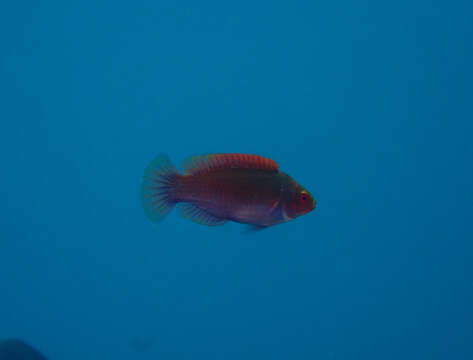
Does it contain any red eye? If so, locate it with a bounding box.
[300,193,308,201]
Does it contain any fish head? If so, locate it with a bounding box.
[282,175,316,219]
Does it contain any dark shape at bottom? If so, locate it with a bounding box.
[0,339,47,360]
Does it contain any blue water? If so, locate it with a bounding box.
[1,1,472,359]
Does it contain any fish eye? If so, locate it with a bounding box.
[300,192,309,201]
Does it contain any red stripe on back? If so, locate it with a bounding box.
[182,153,278,175]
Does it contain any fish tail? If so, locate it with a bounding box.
[141,154,180,222]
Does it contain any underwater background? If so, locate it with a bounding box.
[1,1,472,359]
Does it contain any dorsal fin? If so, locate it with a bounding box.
[181,153,278,175]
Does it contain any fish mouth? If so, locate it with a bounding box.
[312,198,316,209]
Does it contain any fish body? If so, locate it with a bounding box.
[141,154,315,229]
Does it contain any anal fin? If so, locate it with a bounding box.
[178,203,227,226]
[244,224,268,233]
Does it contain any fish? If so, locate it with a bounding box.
[141,153,316,229]
[0,339,47,360]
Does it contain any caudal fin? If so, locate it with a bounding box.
[141,154,179,222]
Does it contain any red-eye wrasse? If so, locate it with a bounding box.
[141,153,316,229]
